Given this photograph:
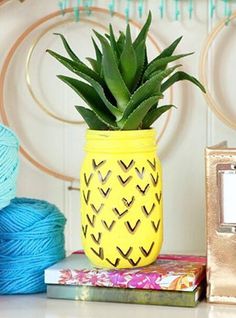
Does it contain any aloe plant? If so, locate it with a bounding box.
[47,12,205,130]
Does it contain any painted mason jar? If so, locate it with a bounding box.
[80,129,163,269]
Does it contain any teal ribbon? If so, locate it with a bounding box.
[83,0,92,16]
[125,0,131,22]
[138,0,143,19]
[174,0,180,21]
[188,0,193,19]
[73,0,81,22]
[108,0,115,16]
[58,0,68,15]
[209,0,216,19]
[223,0,232,25]
[159,0,164,19]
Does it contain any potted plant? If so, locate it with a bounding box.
[47,12,205,269]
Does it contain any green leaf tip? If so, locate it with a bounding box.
[52,32,81,62]
[75,106,109,130]
[133,11,152,49]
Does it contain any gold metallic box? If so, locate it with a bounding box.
[206,143,236,304]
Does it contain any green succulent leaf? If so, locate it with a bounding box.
[121,75,163,120]
[94,31,131,110]
[143,52,194,81]
[121,64,181,120]
[133,11,152,49]
[150,64,182,82]
[92,38,102,74]
[75,106,108,130]
[132,40,147,90]
[161,71,206,93]
[119,25,137,90]
[73,71,122,119]
[142,105,176,128]
[108,24,119,59]
[54,33,83,62]
[46,49,104,85]
[57,75,117,129]
[131,12,152,89]
[86,57,99,74]
[119,95,160,130]
[157,36,183,59]
[116,32,126,56]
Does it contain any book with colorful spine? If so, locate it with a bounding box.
[45,252,206,307]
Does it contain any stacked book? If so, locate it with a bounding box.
[45,251,206,307]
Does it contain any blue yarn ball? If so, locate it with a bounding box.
[0,198,66,294]
[0,124,19,209]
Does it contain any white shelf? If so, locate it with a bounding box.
[1,294,236,318]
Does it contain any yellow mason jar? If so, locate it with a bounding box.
[80,129,163,269]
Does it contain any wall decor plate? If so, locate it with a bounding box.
[200,11,236,131]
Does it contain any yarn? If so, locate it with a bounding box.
[0,198,66,294]
[0,124,19,210]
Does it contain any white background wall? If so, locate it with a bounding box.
[0,0,235,254]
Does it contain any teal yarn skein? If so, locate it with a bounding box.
[0,124,19,209]
[0,198,66,294]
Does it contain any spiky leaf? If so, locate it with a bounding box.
[86,58,99,73]
[117,32,126,56]
[54,33,83,62]
[94,31,130,110]
[57,75,117,129]
[157,36,183,59]
[75,106,108,130]
[121,65,181,120]
[46,49,103,85]
[142,105,176,128]
[120,96,160,130]
[73,71,122,119]
[108,24,119,59]
[119,25,137,90]
[133,11,152,49]
[132,40,146,90]
[143,52,194,81]
[161,71,206,93]
[92,38,102,75]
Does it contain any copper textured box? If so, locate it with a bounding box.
[205,143,236,304]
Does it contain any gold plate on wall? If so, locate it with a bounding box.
[200,11,236,131]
